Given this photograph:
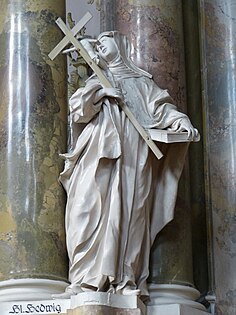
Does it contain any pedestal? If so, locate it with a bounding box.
[69,305,141,315]
[70,292,145,314]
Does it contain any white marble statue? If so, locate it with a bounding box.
[56,31,198,300]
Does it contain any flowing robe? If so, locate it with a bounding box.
[60,74,189,296]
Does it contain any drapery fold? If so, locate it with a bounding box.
[59,75,189,297]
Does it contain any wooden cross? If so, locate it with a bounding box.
[49,12,93,60]
[48,13,163,159]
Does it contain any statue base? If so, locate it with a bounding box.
[67,305,142,314]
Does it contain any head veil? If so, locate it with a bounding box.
[97,31,152,79]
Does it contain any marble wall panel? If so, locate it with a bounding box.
[199,0,236,314]
[0,0,68,282]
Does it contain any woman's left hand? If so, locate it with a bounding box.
[172,118,199,141]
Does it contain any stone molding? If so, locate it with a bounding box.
[0,288,210,315]
[147,304,209,315]
[0,278,68,302]
[147,284,206,311]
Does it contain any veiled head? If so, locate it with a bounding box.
[96,36,119,63]
[96,31,152,78]
[97,31,131,63]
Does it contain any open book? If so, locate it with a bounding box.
[147,129,200,143]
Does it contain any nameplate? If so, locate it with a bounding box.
[1,300,70,315]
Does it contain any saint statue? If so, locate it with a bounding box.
[55,31,198,300]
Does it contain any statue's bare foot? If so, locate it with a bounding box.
[118,286,141,296]
[52,287,82,299]
[107,285,116,294]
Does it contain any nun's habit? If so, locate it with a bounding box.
[59,31,191,298]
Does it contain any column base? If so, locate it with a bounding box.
[147,304,209,315]
[147,284,206,311]
[0,278,68,302]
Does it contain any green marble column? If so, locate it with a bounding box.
[199,1,236,314]
[0,0,68,301]
[182,0,208,297]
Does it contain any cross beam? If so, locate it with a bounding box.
[49,11,92,60]
[48,14,163,159]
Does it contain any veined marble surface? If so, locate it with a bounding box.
[199,0,236,314]
[0,0,68,282]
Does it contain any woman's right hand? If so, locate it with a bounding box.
[102,87,123,100]
[94,87,124,104]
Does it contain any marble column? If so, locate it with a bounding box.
[111,0,203,310]
[199,1,236,314]
[0,0,68,301]
[182,0,209,297]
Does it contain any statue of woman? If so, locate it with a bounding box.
[57,31,198,299]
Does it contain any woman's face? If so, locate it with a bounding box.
[97,36,118,62]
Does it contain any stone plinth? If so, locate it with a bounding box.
[70,292,145,312]
[69,305,141,315]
